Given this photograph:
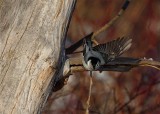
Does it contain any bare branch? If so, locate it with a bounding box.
[114,80,160,114]
[52,56,160,92]
[66,0,131,54]
[91,0,131,40]
[64,56,160,75]
[85,72,93,114]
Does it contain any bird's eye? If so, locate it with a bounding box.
[96,62,100,69]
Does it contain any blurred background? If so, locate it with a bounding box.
[43,0,160,114]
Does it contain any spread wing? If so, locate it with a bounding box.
[93,37,132,60]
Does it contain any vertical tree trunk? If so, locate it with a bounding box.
[0,0,76,113]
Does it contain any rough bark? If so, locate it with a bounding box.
[0,0,76,114]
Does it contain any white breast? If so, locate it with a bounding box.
[82,57,94,71]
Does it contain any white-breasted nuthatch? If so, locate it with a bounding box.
[82,33,132,71]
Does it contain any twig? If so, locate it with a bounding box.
[139,64,160,70]
[85,71,93,114]
[91,0,131,40]
[139,59,160,70]
[68,57,160,73]
[66,0,131,54]
[58,57,160,92]
[114,80,160,113]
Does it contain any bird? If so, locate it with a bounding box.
[82,34,132,71]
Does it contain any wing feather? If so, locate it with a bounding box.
[93,37,132,60]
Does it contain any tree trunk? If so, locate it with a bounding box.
[0,0,76,113]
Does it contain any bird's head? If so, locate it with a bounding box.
[87,57,100,70]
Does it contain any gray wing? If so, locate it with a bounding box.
[93,37,132,60]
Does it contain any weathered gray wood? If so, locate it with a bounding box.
[0,0,76,113]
